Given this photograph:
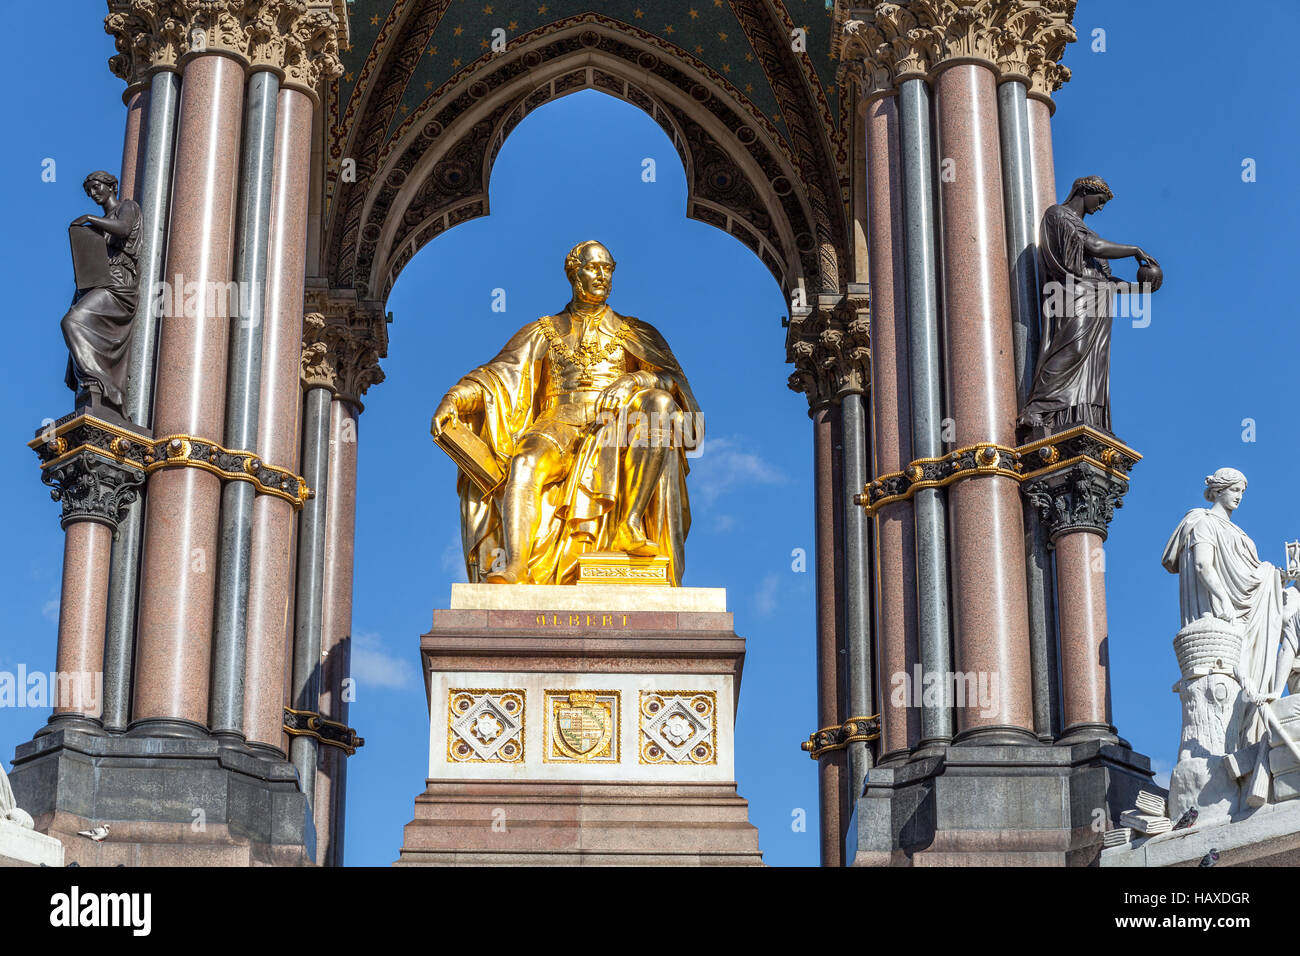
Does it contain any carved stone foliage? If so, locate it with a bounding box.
[300,295,388,407]
[41,451,144,531]
[839,0,1077,101]
[105,0,345,95]
[1024,463,1129,542]
[786,287,871,409]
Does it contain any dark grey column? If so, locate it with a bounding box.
[291,386,332,803]
[998,78,1061,740]
[210,70,281,741]
[898,77,953,749]
[102,70,181,733]
[841,388,874,799]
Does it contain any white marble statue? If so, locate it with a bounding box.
[0,761,34,830]
[1162,468,1300,824]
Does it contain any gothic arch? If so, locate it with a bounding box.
[323,13,848,305]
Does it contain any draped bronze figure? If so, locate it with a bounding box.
[1019,175,1162,436]
[62,170,141,416]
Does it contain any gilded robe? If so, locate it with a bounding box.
[453,306,701,585]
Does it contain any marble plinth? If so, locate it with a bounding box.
[0,819,64,867]
[396,584,763,865]
[8,729,315,866]
[1102,799,1300,867]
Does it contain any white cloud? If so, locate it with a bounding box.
[754,572,783,617]
[688,435,789,506]
[1148,758,1172,792]
[350,631,417,690]
[41,597,59,624]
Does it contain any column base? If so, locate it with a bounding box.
[38,714,105,737]
[1055,722,1119,746]
[8,729,316,866]
[951,724,1040,747]
[846,737,1158,866]
[126,716,210,739]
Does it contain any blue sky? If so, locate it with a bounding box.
[2,1,1297,867]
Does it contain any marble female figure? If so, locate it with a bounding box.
[61,170,142,414]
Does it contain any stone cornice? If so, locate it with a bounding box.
[837,0,1076,105]
[786,284,871,410]
[300,291,388,408]
[105,0,345,99]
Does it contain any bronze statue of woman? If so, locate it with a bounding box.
[62,170,141,415]
[1018,175,1161,436]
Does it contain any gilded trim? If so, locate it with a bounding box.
[283,705,364,756]
[801,714,881,759]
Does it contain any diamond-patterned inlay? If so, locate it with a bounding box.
[447,689,525,762]
[640,691,717,765]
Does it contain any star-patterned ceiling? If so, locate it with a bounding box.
[334,0,842,156]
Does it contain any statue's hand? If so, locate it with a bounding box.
[71,214,92,227]
[596,373,644,415]
[431,394,460,439]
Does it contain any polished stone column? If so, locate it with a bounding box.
[291,384,331,803]
[862,93,919,763]
[210,68,281,742]
[998,77,1061,741]
[1055,530,1109,734]
[315,398,359,866]
[933,62,1034,741]
[841,389,873,801]
[898,76,954,751]
[103,68,181,732]
[243,86,316,755]
[52,523,111,726]
[131,51,245,735]
[1025,98,1058,223]
[811,402,844,866]
[118,87,148,202]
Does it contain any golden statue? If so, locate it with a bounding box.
[431,241,702,586]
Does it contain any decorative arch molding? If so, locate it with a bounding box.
[324,15,847,303]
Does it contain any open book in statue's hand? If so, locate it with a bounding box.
[432,415,505,496]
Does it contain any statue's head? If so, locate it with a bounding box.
[83,170,118,205]
[1204,467,1247,511]
[1066,175,1112,216]
[564,240,615,307]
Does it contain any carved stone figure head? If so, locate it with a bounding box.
[1204,467,1247,512]
[565,240,615,307]
[1065,175,1113,216]
[82,170,119,207]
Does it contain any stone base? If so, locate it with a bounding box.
[396,781,763,865]
[1102,799,1300,867]
[8,729,316,866]
[396,583,763,865]
[0,819,65,867]
[847,738,1157,866]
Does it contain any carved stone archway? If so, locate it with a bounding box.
[323,14,849,304]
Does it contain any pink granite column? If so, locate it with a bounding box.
[933,64,1034,741]
[1055,531,1111,734]
[52,522,111,721]
[314,398,359,866]
[131,53,244,734]
[119,86,149,203]
[244,85,314,754]
[812,404,846,866]
[863,94,919,761]
[1025,98,1057,226]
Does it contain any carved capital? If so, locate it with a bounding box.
[105,0,344,96]
[1024,463,1128,542]
[42,450,145,531]
[301,291,389,408]
[837,1,1076,102]
[786,286,871,409]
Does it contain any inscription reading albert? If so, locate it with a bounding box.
[535,612,631,628]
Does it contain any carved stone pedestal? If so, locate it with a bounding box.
[395,584,763,866]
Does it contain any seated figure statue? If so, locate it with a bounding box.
[431,240,701,585]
